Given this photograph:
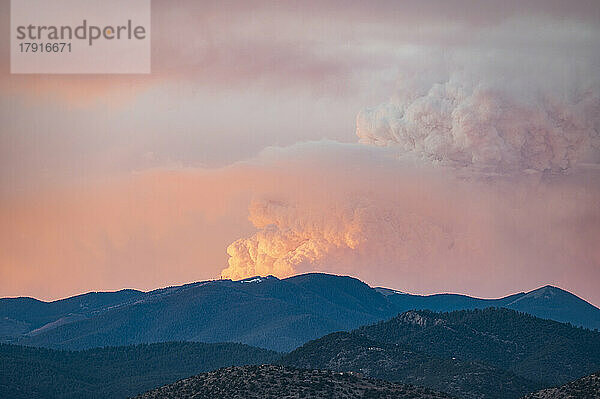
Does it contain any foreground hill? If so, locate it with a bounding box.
[521,371,600,398]
[282,308,600,398]
[134,365,455,399]
[281,330,540,399]
[0,342,278,399]
[2,273,598,351]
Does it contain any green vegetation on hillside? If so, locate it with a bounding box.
[0,342,279,399]
[358,308,600,384]
[134,365,455,399]
[521,371,600,399]
[3,274,599,353]
[281,308,600,398]
[281,331,540,399]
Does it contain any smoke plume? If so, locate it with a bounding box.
[220,143,600,298]
[357,79,600,173]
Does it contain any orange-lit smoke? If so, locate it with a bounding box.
[220,143,600,302]
[2,142,599,305]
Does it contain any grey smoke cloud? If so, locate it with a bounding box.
[356,17,600,174]
[357,77,600,173]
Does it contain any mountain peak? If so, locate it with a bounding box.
[537,284,563,291]
[523,285,570,299]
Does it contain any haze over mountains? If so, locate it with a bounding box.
[1,273,599,352]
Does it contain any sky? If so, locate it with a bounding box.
[1,0,599,305]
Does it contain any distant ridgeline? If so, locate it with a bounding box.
[1,273,599,352]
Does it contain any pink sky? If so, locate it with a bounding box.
[1,0,599,305]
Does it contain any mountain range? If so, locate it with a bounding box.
[281,308,600,398]
[1,273,599,352]
[1,302,599,398]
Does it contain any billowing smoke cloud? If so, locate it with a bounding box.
[220,143,600,301]
[220,14,600,296]
[357,79,600,173]
[3,139,597,303]
[221,182,451,281]
[221,193,455,281]
[223,199,363,280]
[220,145,453,280]
[355,12,600,174]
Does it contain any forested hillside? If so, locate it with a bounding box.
[521,371,600,398]
[357,308,600,384]
[281,330,540,399]
[282,308,600,398]
[3,274,599,352]
[134,365,455,399]
[0,342,278,399]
